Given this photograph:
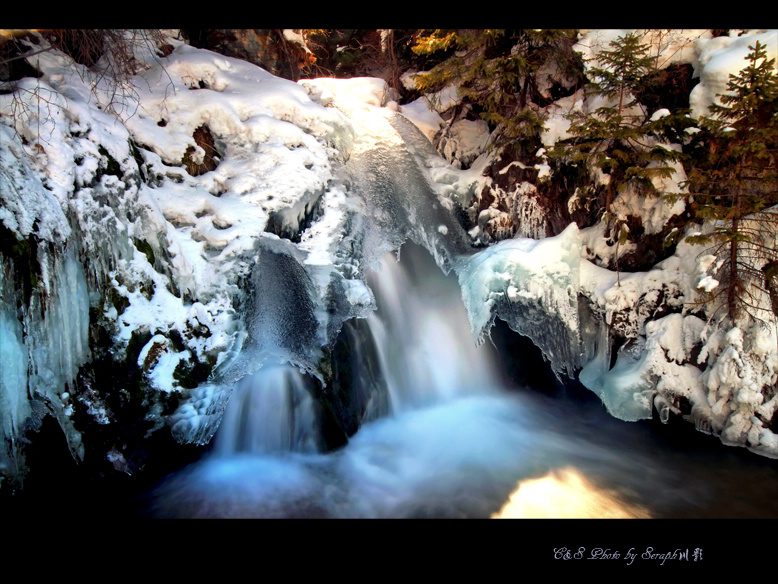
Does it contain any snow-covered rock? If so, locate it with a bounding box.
[3,28,778,487]
[689,29,778,119]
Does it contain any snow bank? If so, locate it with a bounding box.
[299,76,391,108]
[575,29,711,71]
[457,205,778,456]
[689,29,777,119]
[398,97,445,143]
[0,35,376,453]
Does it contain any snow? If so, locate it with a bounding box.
[282,30,310,52]
[610,173,687,236]
[2,28,778,467]
[541,95,583,147]
[397,82,472,149]
[0,125,71,242]
[456,223,584,376]
[574,228,778,455]
[689,29,778,119]
[579,311,707,421]
[398,97,445,143]
[575,29,712,72]
[436,118,491,169]
[299,76,391,108]
[0,35,373,451]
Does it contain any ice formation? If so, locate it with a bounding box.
[456,224,585,377]
[2,29,778,482]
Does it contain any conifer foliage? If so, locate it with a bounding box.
[684,40,778,324]
[552,33,691,254]
[411,29,581,148]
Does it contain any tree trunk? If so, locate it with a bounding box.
[728,165,744,322]
[728,217,740,322]
[380,29,400,93]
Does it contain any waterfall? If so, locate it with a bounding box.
[212,240,499,457]
[144,79,778,520]
[366,241,499,412]
[148,191,775,521]
[212,364,320,456]
[149,239,544,518]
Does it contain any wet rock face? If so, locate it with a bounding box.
[636,63,698,117]
[325,317,390,439]
[471,148,602,243]
[181,29,319,81]
[184,30,283,74]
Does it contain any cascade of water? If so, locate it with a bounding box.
[366,241,499,412]
[213,363,320,456]
[212,241,499,456]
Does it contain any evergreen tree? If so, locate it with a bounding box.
[410,29,581,149]
[551,32,691,264]
[684,40,778,324]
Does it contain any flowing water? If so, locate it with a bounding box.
[147,242,778,519]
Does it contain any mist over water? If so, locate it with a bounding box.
[148,243,778,519]
[213,364,320,456]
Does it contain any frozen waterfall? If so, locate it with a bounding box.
[150,241,544,518]
[211,240,501,458]
[4,43,778,519]
[150,240,763,519]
